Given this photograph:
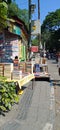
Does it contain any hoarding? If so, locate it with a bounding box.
[31,20,41,35]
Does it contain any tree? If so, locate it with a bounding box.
[0,0,11,31]
[0,0,29,31]
[7,0,12,4]
[0,2,7,31]
[41,9,60,51]
[42,9,60,31]
[18,9,29,28]
[8,1,29,28]
[32,36,39,46]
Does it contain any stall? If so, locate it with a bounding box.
[33,57,50,81]
[0,63,35,94]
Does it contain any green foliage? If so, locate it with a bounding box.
[8,1,29,27]
[0,77,19,113]
[8,2,19,17]
[32,36,39,46]
[0,76,7,81]
[7,0,12,4]
[18,9,29,28]
[41,9,60,51]
[42,9,60,31]
[0,1,7,31]
[0,0,29,31]
[0,105,6,112]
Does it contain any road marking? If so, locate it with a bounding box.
[50,79,55,108]
[51,87,54,95]
[43,123,53,130]
[50,85,55,110]
[49,80,55,128]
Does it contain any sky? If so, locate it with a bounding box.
[16,0,60,24]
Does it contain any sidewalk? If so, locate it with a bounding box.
[48,59,60,130]
[0,82,32,127]
[0,81,51,130]
[0,59,60,130]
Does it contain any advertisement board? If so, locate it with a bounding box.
[31,20,41,35]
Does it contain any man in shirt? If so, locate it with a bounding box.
[58,54,60,76]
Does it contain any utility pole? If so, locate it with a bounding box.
[28,0,32,59]
[38,0,40,20]
[38,0,41,52]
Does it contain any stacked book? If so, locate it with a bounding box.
[19,62,26,73]
[0,64,4,76]
[26,62,32,73]
[13,70,22,80]
[4,63,13,80]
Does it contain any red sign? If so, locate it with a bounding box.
[31,46,38,52]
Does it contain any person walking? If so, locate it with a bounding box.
[58,53,60,76]
[13,56,20,70]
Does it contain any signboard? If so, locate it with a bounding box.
[21,45,26,61]
[9,24,21,36]
[13,25,21,35]
[11,40,19,59]
[31,46,38,52]
[31,20,41,35]
[19,44,22,58]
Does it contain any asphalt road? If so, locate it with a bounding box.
[0,59,60,130]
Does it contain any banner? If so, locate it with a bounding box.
[31,20,41,35]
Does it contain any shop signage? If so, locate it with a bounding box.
[31,46,38,52]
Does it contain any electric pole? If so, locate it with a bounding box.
[38,0,40,20]
[38,0,41,52]
[28,0,32,59]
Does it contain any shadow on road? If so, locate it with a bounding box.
[35,77,50,82]
[22,86,27,90]
[51,80,60,86]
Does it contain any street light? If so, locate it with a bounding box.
[31,4,36,13]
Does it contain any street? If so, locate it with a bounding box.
[0,1,60,130]
[0,59,60,130]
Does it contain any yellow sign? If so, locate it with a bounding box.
[32,25,36,30]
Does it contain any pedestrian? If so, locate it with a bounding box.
[34,63,40,73]
[58,54,60,76]
[13,56,20,70]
